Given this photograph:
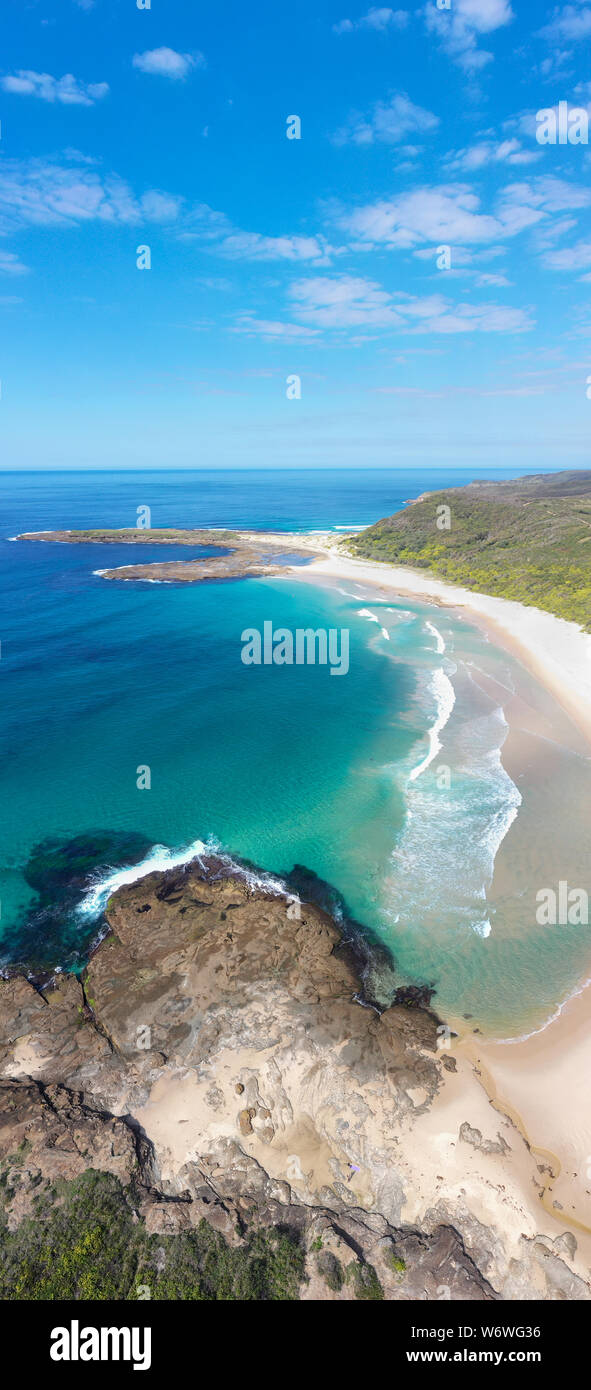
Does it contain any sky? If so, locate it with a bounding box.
[1,0,591,469]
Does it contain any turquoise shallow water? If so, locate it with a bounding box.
[1,468,590,1037]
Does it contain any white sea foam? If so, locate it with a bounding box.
[381,627,390,641]
[76,836,295,921]
[409,666,456,782]
[358,608,380,623]
[93,564,130,573]
[390,701,522,949]
[93,567,171,584]
[425,620,445,655]
[479,773,521,877]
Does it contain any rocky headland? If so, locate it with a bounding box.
[16,528,326,584]
[1,854,589,1300]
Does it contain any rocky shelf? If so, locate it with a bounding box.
[16,528,326,585]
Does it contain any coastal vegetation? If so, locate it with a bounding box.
[346,471,591,631]
[0,1167,388,1301]
[0,1169,307,1301]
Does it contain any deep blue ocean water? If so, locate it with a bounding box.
[2,466,589,1037]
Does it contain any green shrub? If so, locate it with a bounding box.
[347,1261,384,1301]
[316,1250,344,1292]
[0,1169,307,1302]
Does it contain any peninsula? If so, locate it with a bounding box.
[16,528,325,584]
[2,853,587,1300]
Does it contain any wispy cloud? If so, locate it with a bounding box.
[0,157,182,233]
[1,71,109,105]
[445,137,542,172]
[537,4,591,44]
[0,249,29,276]
[0,158,332,268]
[542,239,591,273]
[337,186,501,248]
[279,273,533,335]
[333,8,409,35]
[182,204,334,263]
[332,92,438,145]
[289,274,405,328]
[232,316,320,341]
[335,177,590,250]
[424,0,514,73]
[132,48,205,80]
[376,381,547,397]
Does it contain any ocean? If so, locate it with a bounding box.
[1,467,589,1038]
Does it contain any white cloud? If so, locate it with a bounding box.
[0,161,333,272]
[1,70,108,105]
[537,5,591,43]
[403,299,532,333]
[542,238,591,271]
[474,271,511,286]
[498,175,591,216]
[535,49,573,79]
[0,158,182,233]
[376,381,545,397]
[217,231,332,263]
[333,8,409,34]
[0,249,29,276]
[337,185,501,247]
[182,204,333,262]
[336,177,591,251]
[232,316,320,340]
[132,48,204,80]
[289,274,405,328]
[333,92,439,145]
[283,273,532,335]
[446,137,542,172]
[424,0,514,73]
[140,190,184,222]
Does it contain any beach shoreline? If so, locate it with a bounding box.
[293,548,591,750]
[285,546,591,1244]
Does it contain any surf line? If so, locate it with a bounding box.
[425,619,445,654]
[409,665,456,783]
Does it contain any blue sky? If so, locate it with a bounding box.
[1,0,591,469]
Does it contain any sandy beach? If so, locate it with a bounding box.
[288,545,591,1249]
[297,547,591,748]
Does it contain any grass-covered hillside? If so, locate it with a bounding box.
[347,471,591,631]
